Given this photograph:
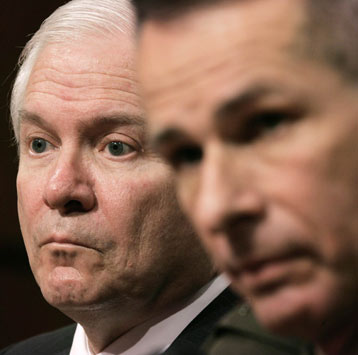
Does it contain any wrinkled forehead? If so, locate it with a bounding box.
[29,34,136,82]
[24,34,140,106]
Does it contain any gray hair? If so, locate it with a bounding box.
[11,0,134,142]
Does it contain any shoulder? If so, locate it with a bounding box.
[203,305,314,355]
[0,324,76,355]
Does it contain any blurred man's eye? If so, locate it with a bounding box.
[30,138,50,154]
[168,144,203,170]
[245,111,287,139]
[106,141,134,156]
[240,109,300,143]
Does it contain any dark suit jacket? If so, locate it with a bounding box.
[201,304,315,355]
[163,292,313,355]
[0,288,238,355]
[0,324,76,355]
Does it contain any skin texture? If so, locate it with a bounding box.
[137,0,358,349]
[17,34,213,352]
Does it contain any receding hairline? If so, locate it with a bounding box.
[11,0,135,143]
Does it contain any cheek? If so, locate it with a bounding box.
[260,149,357,270]
[16,172,44,260]
[97,167,173,236]
[100,173,181,274]
[176,172,199,218]
[98,180,141,239]
[17,168,44,230]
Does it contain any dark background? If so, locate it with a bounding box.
[0,1,73,348]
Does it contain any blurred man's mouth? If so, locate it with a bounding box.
[227,249,314,296]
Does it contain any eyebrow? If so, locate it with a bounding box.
[81,114,145,129]
[214,84,284,124]
[19,110,53,133]
[19,110,146,133]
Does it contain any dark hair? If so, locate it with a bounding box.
[303,0,358,80]
[131,0,223,24]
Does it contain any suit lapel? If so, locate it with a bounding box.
[164,288,239,354]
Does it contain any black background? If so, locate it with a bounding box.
[0,1,73,348]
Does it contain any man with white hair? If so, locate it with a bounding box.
[0,0,236,354]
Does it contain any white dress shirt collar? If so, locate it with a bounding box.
[70,274,229,355]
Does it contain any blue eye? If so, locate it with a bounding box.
[31,138,48,153]
[107,141,134,156]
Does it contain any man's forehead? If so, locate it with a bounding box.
[23,35,142,116]
[32,37,136,79]
[139,0,305,51]
[139,0,306,95]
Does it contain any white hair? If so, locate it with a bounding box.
[11,0,134,142]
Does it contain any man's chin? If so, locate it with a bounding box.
[244,284,328,339]
[38,266,93,309]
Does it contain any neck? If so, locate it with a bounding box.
[69,304,152,353]
[63,273,216,353]
[85,295,197,353]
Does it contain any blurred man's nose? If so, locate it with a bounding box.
[193,145,265,237]
[43,148,95,214]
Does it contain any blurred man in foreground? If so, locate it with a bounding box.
[134,0,358,354]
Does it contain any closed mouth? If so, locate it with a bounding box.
[40,238,102,253]
[226,248,314,294]
[232,248,313,275]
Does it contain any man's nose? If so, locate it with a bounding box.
[193,147,265,236]
[43,150,95,214]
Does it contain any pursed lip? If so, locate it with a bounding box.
[40,235,99,252]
